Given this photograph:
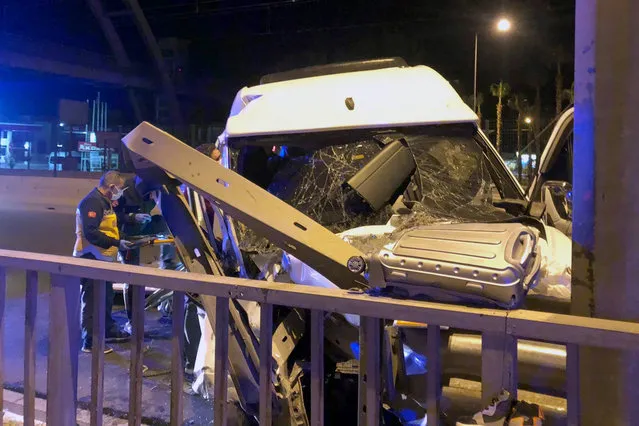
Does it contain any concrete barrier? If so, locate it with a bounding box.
[0,175,100,209]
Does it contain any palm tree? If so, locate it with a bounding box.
[462,92,485,127]
[550,45,570,116]
[476,92,485,124]
[508,94,523,180]
[490,81,511,152]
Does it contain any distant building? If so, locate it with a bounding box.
[0,121,53,165]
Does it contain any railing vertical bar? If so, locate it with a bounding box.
[567,343,581,426]
[91,280,106,426]
[24,270,38,426]
[129,284,145,426]
[47,274,80,425]
[259,302,274,426]
[426,325,441,426]
[481,332,518,402]
[310,309,324,426]
[214,297,230,426]
[357,318,368,426]
[0,266,6,416]
[170,291,185,426]
[358,316,381,426]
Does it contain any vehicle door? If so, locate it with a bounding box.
[529,107,574,237]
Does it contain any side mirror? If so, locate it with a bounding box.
[541,180,572,236]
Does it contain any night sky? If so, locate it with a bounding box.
[0,0,575,124]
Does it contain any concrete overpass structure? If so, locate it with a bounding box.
[0,0,184,126]
[0,33,155,90]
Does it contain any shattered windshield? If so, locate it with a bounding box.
[266,140,394,231]
[229,125,521,252]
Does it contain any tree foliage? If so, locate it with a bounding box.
[490,81,511,152]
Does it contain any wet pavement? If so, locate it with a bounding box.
[0,202,214,425]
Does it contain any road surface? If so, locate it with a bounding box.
[0,201,214,424]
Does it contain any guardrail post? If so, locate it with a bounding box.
[170,291,185,426]
[0,267,5,416]
[47,274,80,425]
[214,297,230,426]
[358,316,382,426]
[24,270,38,426]
[310,309,324,426]
[481,332,518,402]
[129,284,145,426]
[91,280,107,426]
[427,325,442,426]
[259,302,274,426]
[566,343,581,426]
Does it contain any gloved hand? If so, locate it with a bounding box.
[119,240,133,251]
[134,213,152,224]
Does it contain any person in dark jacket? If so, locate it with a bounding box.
[74,171,150,353]
[114,175,154,329]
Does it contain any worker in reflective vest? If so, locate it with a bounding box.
[74,170,150,354]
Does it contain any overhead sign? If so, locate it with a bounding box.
[78,142,99,152]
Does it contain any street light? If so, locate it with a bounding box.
[497,18,512,32]
[473,17,513,113]
[524,116,533,125]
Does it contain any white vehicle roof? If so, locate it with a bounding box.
[225,65,478,138]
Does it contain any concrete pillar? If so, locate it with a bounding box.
[573,1,639,424]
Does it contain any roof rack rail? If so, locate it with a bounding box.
[259,57,408,85]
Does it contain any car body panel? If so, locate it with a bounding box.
[528,107,574,200]
[226,65,478,138]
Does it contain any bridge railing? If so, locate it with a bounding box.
[0,248,638,425]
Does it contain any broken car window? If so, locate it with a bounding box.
[230,126,521,253]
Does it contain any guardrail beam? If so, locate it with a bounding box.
[213,297,230,426]
[310,310,325,426]
[91,279,107,426]
[259,303,274,426]
[427,325,442,426]
[358,316,382,426]
[170,291,185,426]
[481,332,518,402]
[24,270,38,426]
[0,267,5,416]
[47,274,80,425]
[129,284,145,426]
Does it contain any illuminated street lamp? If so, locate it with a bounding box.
[524,116,533,125]
[497,18,512,33]
[474,17,513,113]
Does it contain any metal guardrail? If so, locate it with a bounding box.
[0,248,638,425]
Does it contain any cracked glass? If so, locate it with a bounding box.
[229,125,521,256]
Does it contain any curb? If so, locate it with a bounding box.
[3,390,147,426]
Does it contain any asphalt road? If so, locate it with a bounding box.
[0,202,214,425]
[0,203,75,255]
